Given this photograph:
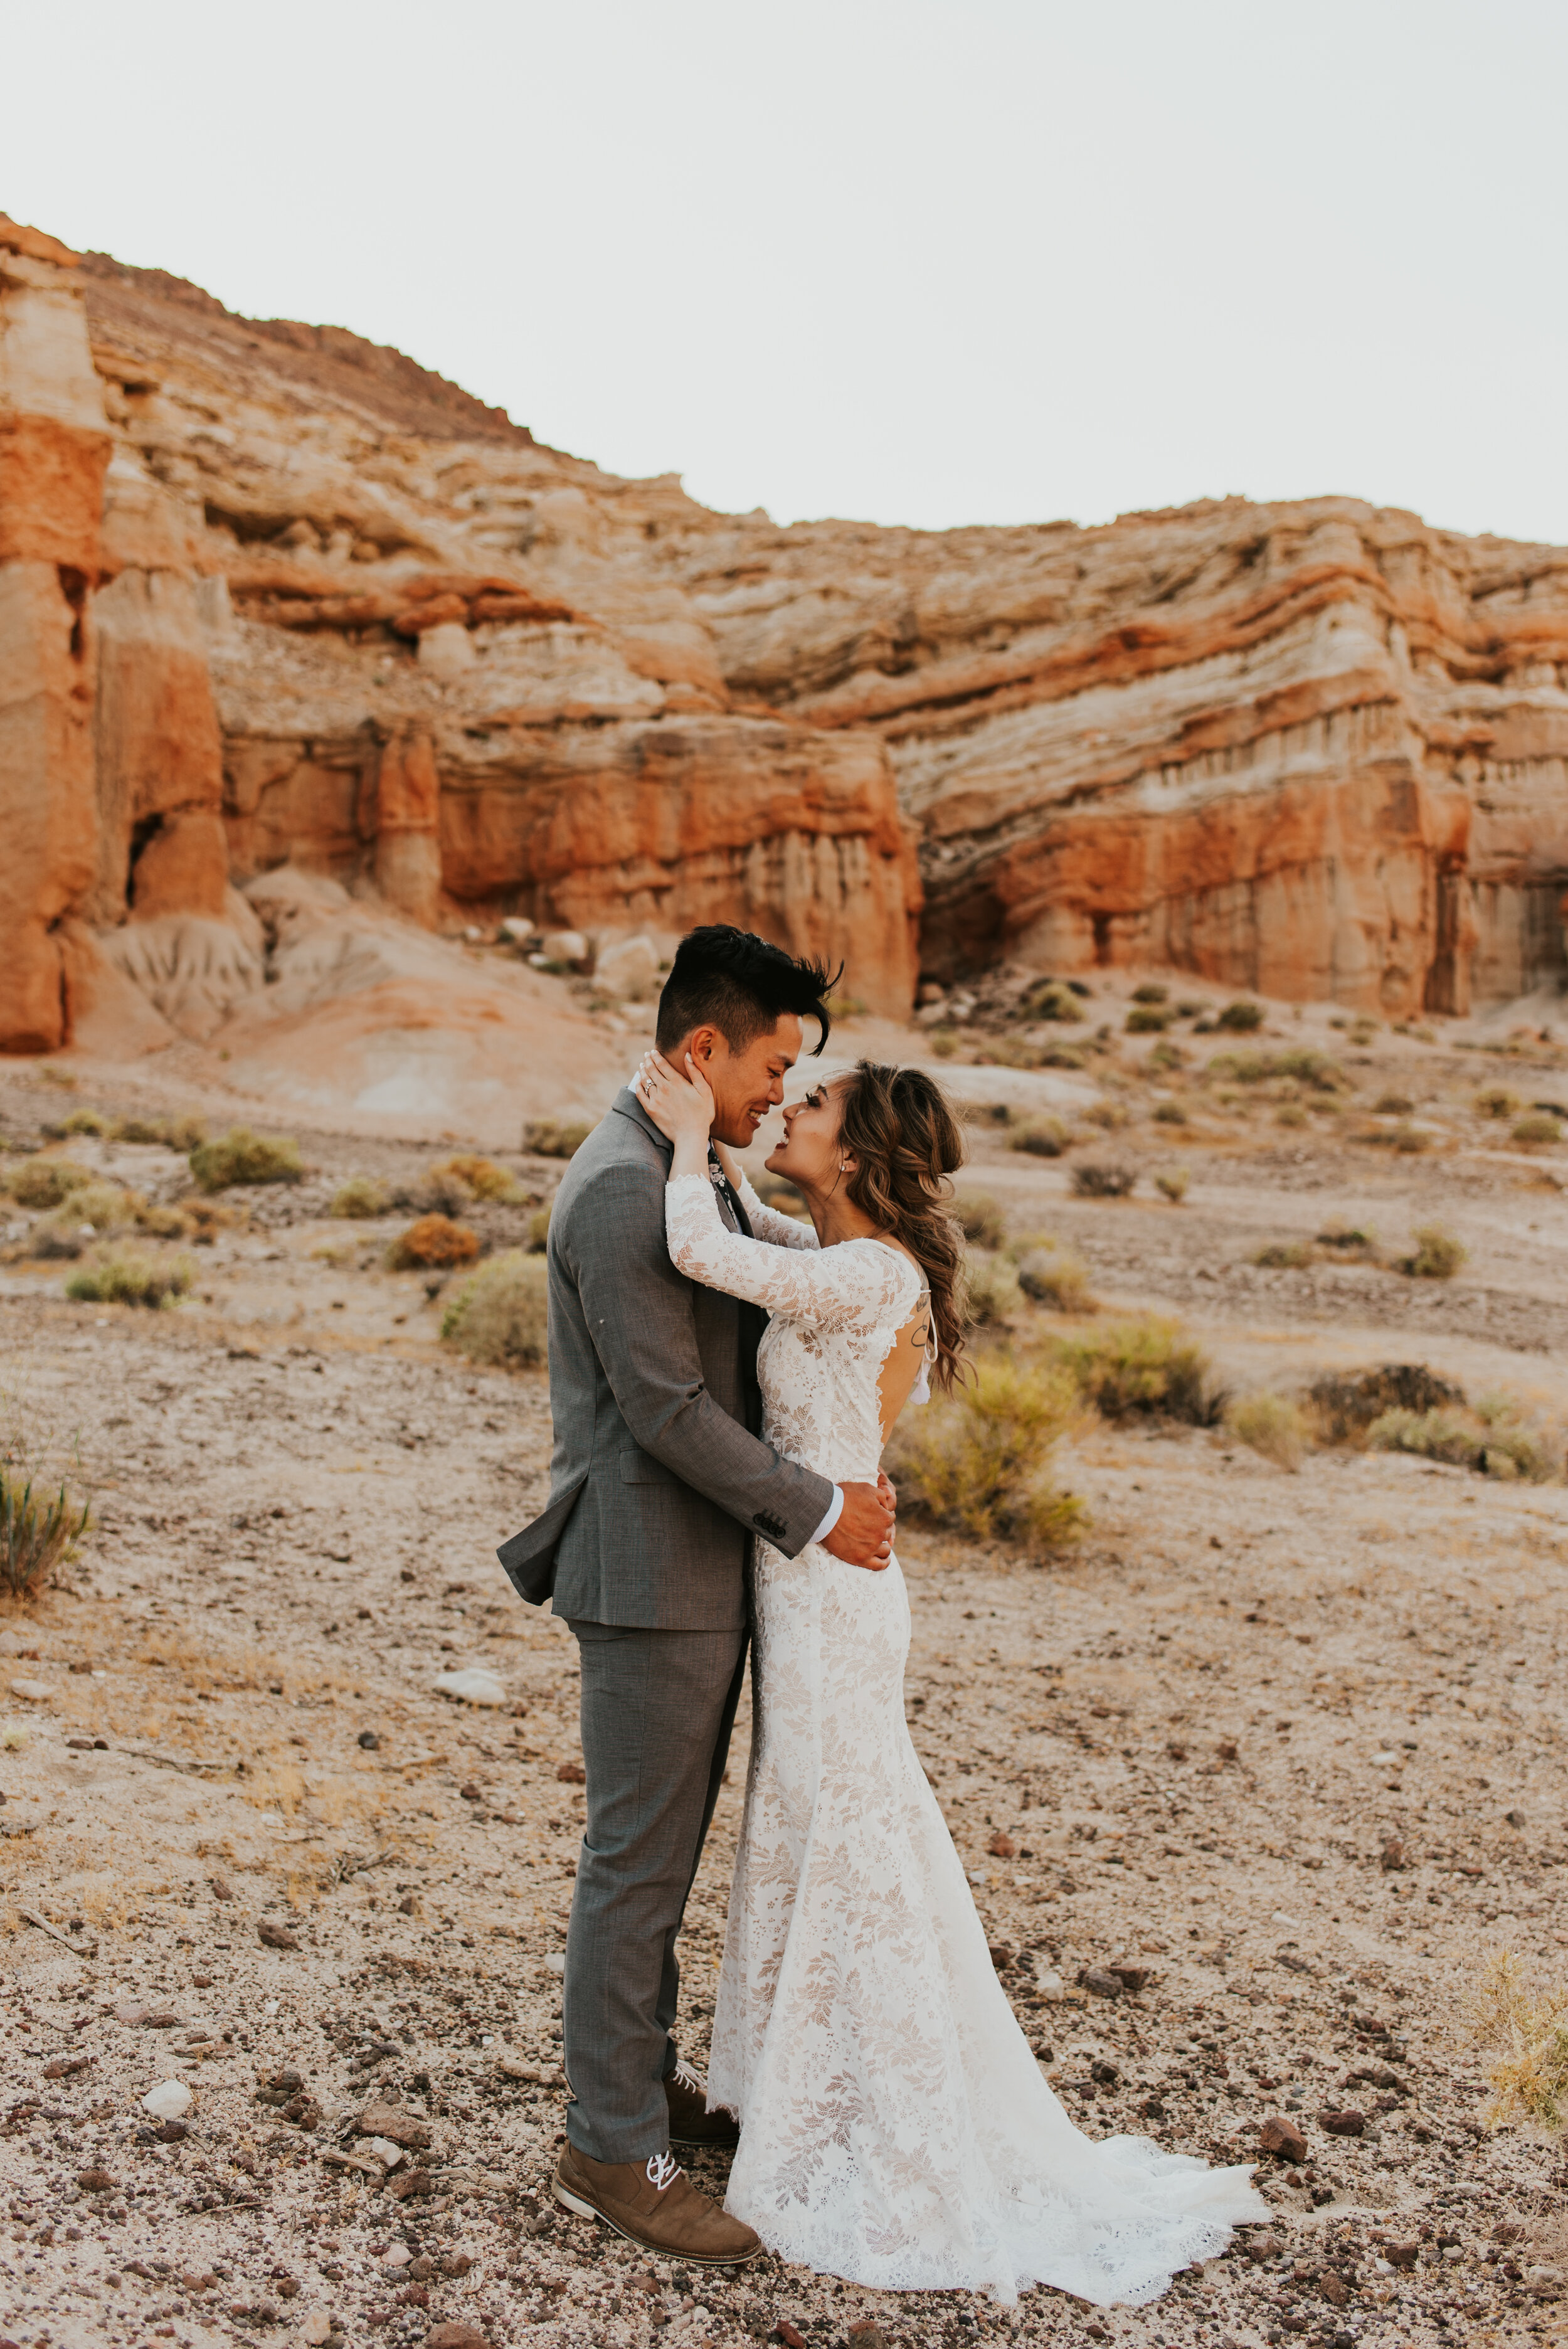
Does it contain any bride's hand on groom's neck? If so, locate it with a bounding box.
[637,1048,716,1179]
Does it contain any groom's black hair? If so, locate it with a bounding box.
[656,925,839,1057]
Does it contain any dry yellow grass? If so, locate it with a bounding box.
[1473,1948,1568,2134]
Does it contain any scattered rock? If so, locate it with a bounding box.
[440,2253,474,2277]
[255,2068,304,2106]
[1216,1739,1239,1762]
[555,1758,586,1783]
[76,2166,115,2192]
[433,1668,506,1707]
[424,2325,490,2349]
[209,1874,235,1901]
[8,1679,54,1702]
[258,1919,300,1950]
[356,2102,433,2151]
[152,2119,189,2143]
[1380,1836,1409,1871]
[1259,2114,1308,2161]
[43,2054,92,2079]
[142,2080,193,2121]
[460,1782,483,1802]
[1525,2266,1564,2301]
[1322,2108,1366,2136]
[389,2167,434,2202]
[1109,1962,1150,1993]
[846,2325,889,2349]
[358,1731,381,1751]
[1078,1965,1123,1998]
[986,1830,1016,1859]
[770,2326,807,2349]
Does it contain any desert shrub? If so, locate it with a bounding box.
[1217,999,1264,1032]
[109,1111,207,1150]
[1472,1394,1557,1482]
[1252,1239,1313,1270]
[6,1157,94,1211]
[1227,1391,1308,1471]
[1071,1162,1136,1199]
[953,1192,1007,1251]
[928,1028,959,1059]
[30,1183,138,1258]
[1057,1315,1221,1424]
[1152,1101,1188,1125]
[1131,982,1168,1005]
[1511,1113,1562,1147]
[960,1100,1015,1130]
[1153,1167,1190,1203]
[1374,1091,1414,1115]
[1,1468,90,1602]
[527,1206,553,1252]
[1316,1221,1375,1253]
[1175,1000,1206,1018]
[1274,1102,1308,1128]
[1017,978,1082,1023]
[388,1214,481,1271]
[1360,1120,1429,1153]
[1147,1040,1185,1071]
[65,1246,193,1308]
[1368,1406,1490,1471]
[1125,1005,1174,1033]
[441,1251,548,1369]
[189,1127,303,1192]
[1472,1949,1568,2134]
[134,1202,189,1240]
[331,1175,391,1219]
[965,1249,1022,1325]
[398,1167,474,1217]
[433,1153,524,1201]
[1306,1362,1463,1444]
[1402,1222,1466,1279]
[1009,1116,1070,1158]
[58,1108,110,1136]
[1035,1042,1087,1069]
[1015,1245,1094,1313]
[525,1116,595,1159]
[1086,1099,1130,1130]
[887,1357,1084,1548]
[1207,1047,1344,1092]
[1475,1086,1518,1120]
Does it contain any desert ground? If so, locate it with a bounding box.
[3,977,1567,2349]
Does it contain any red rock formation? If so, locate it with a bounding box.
[671,501,1568,1014]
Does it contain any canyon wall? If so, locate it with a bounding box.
[660,503,1568,1015]
[4,218,1566,1057]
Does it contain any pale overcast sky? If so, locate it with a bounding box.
[11,0,1567,544]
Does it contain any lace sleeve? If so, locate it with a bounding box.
[736,1171,820,1251]
[667,1174,921,1332]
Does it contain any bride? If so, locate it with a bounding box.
[633,1045,1267,2308]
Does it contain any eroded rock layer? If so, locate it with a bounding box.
[661,503,1568,1013]
[3,216,1565,1057]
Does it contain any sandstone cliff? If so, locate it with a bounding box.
[659,502,1568,1014]
[3,217,1565,1063]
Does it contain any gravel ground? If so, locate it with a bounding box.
[3,1027,1568,2349]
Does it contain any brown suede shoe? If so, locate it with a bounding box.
[665,2056,740,2150]
[553,2142,760,2266]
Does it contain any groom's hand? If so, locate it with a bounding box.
[824,1480,896,1572]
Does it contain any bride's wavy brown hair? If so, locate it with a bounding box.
[834,1059,971,1393]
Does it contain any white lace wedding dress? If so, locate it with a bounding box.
[665,1170,1268,2308]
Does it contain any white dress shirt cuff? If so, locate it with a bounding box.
[807,1486,845,1549]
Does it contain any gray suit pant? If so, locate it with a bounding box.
[563,1620,747,2165]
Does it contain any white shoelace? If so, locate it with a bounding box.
[669,2057,705,2096]
[645,2151,681,2193]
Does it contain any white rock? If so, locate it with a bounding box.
[142,2079,193,2119]
[595,935,660,1000]
[499,917,536,947]
[300,2314,334,2346]
[368,2136,406,2170]
[539,929,588,966]
[433,1667,507,1707]
[418,621,477,679]
[9,1678,54,1702]
[381,2244,412,2269]
[1035,1969,1066,2000]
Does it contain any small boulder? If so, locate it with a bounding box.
[425,2325,490,2349]
[556,1758,586,1783]
[356,2101,432,2151]
[595,935,660,999]
[258,1919,300,1951]
[434,1668,506,1708]
[1258,2114,1308,2162]
[1322,2108,1366,2136]
[142,2079,193,2121]
[1078,1965,1123,2000]
[986,1830,1016,1860]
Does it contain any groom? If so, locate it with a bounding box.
[497,925,894,2263]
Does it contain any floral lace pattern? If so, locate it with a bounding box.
[664,1174,1267,2304]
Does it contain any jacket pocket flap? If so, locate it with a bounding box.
[618,1450,679,1485]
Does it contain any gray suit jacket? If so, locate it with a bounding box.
[497,1088,835,1628]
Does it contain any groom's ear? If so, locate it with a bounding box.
[687,1024,723,1069]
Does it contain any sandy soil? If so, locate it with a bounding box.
[3,999,1567,2349]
